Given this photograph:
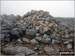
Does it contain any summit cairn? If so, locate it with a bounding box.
[1,10,74,55]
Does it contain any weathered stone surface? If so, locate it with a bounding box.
[26,29,36,38]
[29,54,38,56]
[35,37,42,42]
[17,39,23,43]
[16,46,37,55]
[44,46,54,54]
[23,38,30,43]
[52,39,62,44]
[15,53,26,56]
[2,45,18,55]
[36,34,51,44]
[30,39,39,44]
[67,43,72,49]
[63,39,73,44]
[2,45,37,55]
[42,34,51,43]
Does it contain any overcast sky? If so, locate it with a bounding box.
[1,1,74,17]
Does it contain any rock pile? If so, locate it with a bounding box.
[22,10,74,45]
[0,10,74,55]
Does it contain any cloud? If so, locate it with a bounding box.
[1,1,74,17]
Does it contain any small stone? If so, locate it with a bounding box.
[52,39,61,44]
[44,26,49,32]
[44,47,54,54]
[35,37,42,41]
[33,47,38,50]
[17,39,23,43]
[48,23,54,27]
[42,34,51,43]
[63,39,72,44]
[67,43,72,49]
[23,38,30,43]
[65,34,69,38]
[36,33,40,37]
[30,39,39,44]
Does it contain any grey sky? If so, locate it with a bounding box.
[1,1,74,17]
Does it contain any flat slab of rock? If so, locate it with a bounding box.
[36,34,51,43]
[2,45,18,55]
[2,45,37,55]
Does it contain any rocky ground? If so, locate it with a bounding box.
[0,10,74,56]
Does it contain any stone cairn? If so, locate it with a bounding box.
[1,10,74,55]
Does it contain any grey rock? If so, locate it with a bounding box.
[2,45,37,55]
[0,16,3,22]
[16,46,37,55]
[33,47,38,50]
[35,37,42,42]
[36,34,51,43]
[6,14,17,21]
[31,10,38,14]
[67,43,72,49]
[30,39,39,44]
[15,52,31,56]
[26,29,36,38]
[1,30,10,34]
[3,34,10,43]
[52,39,61,44]
[44,46,54,55]
[63,39,73,44]
[23,38,30,43]
[1,14,7,19]
[2,45,18,55]
[15,53,26,56]
[17,39,23,43]
[36,33,40,37]
[42,34,51,43]
[10,28,22,36]
[39,29,44,34]
[16,15,22,20]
